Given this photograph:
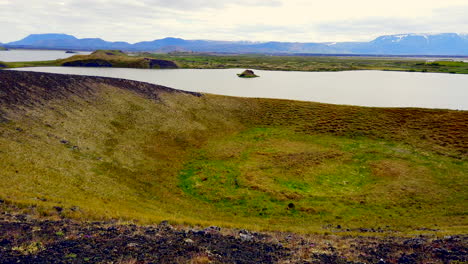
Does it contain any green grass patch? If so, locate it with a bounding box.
[178,127,467,230]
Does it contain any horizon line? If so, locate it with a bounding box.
[3,32,468,45]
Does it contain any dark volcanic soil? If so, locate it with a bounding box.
[61,57,178,69]
[62,59,113,67]
[0,206,466,264]
[145,58,179,69]
[0,211,288,264]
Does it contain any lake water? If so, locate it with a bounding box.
[10,67,468,110]
[0,50,91,62]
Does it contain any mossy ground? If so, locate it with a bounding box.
[0,72,466,235]
[155,53,468,74]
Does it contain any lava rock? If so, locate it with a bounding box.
[237,69,259,78]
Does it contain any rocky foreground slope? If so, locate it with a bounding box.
[0,203,466,264]
[0,70,466,263]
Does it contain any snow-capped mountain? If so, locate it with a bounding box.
[363,33,468,55]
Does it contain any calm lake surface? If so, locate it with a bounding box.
[0,50,91,62]
[11,67,468,110]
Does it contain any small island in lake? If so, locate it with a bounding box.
[237,69,259,78]
[65,50,78,53]
[0,46,9,51]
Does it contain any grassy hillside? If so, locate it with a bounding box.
[0,70,466,235]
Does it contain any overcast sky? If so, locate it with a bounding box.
[1,0,467,43]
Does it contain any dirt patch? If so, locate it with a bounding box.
[271,150,343,169]
[371,160,411,179]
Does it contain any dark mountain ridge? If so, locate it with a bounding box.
[4,33,468,55]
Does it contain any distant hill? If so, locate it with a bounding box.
[7,33,78,46]
[8,33,131,50]
[5,33,468,55]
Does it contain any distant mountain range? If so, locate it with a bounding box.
[3,33,468,55]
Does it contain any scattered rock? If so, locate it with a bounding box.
[203,226,221,234]
[158,220,174,231]
[397,253,419,263]
[239,229,255,242]
[126,243,139,248]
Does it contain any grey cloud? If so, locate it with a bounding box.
[433,5,468,24]
[314,6,468,41]
[139,0,282,9]
[0,0,466,43]
[315,17,431,35]
[68,0,281,11]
